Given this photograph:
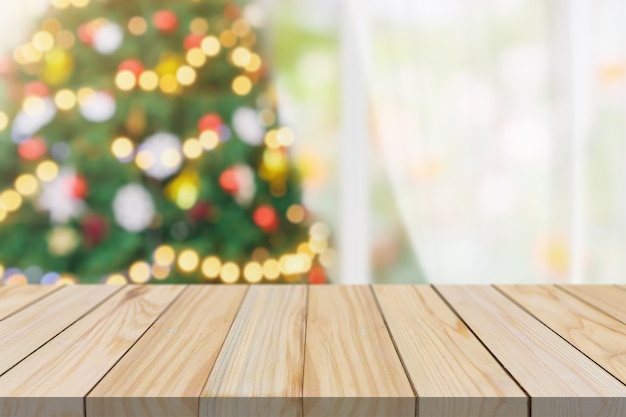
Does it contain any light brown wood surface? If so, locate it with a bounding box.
[303,286,415,417]
[88,286,247,417]
[1,284,626,417]
[374,285,527,417]
[436,285,626,417]
[0,285,60,320]
[201,285,307,417]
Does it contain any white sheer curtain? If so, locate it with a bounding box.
[354,0,626,283]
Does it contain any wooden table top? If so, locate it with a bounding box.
[0,285,626,417]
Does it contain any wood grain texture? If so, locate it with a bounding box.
[0,285,183,417]
[0,285,120,377]
[435,285,626,417]
[560,285,626,324]
[201,285,307,417]
[88,285,247,417]
[303,286,415,417]
[496,285,626,386]
[0,285,61,321]
[374,285,527,417]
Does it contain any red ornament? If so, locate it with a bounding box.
[187,201,213,222]
[184,34,204,50]
[253,205,279,233]
[24,82,49,98]
[118,59,144,77]
[219,168,239,194]
[308,266,326,284]
[18,138,47,161]
[78,23,95,44]
[198,113,222,132]
[66,175,89,199]
[81,213,108,248]
[153,10,178,34]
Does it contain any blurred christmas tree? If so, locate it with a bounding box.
[0,0,329,285]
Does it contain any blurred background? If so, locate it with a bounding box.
[1,0,625,284]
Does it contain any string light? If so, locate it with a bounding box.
[128,16,147,35]
[0,206,7,223]
[111,137,135,160]
[161,148,182,168]
[263,259,280,280]
[287,205,306,224]
[154,245,176,266]
[232,19,251,37]
[310,222,331,241]
[135,149,155,170]
[265,130,280,149]
[178,249,200,273]
[23,97,45,116]
[219,30,237,48]
[129,261,151,283]
[71,0,89,8]
[115,70,136,91]
[201,36,220,56]
[0,190,22,212]
[201,256,221,279]
[243,262,263,283]
[106,274,127,285]
[51,0,71,9]
[139,71,159,91]
[56,30,75,49]
[15,174,39,196]
[159,74,179,94]
[245,53,262,72]
[54,89,77,110]
[190,18,209,35]
[0,112,8,131]
[199,130,219,150]
[152,264,170,280]
[32,31,55,52]
[220,262,240,284]
[186,48,206,68]
[36,161,59,182]
[183,138,203,159]
[232,75,252,95]
[231,47,251,67]
[277,127,295,146]
[176,66,196,86]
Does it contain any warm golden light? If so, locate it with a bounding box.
[36,161,59,182]
[51,0,71,9]
[220,262,240,284]
[15,174,39,196]
[115,70,136,91]
[199,130,219,150]
[263,259,281,280]
[232,75,252,96]
[287,205,306,224]
[245,53,262,72]
[277,127,295,147]
[56,30,76,49]
[259,109,275,126]
[139,71,159,91]
[154,245,176,266]
[71,0,89,8]
[310,222,331,241]
[33,31,55,52]
[190,18,209,35]
[161,148,182,168]
[152,264,171,280]
[183,138,203,159]
[128,16,147,35]
[243,262,263,283]
[232,19,251,37]
[129,261,151,283]
[111,137,134,160]
[201,256,222,279]
[231,47,251,67]
[159,74,179,94]
[106,274,127,285]
[265,130,280,149]
[201,36,221,57]
[178,249,200,273]
[0,190,23,212]
[186,48,206,68]
[219,30,237,48]
[23,97,45,116]
[0,206,7,223]
[176,65,197,86]
[77,87,95,103]
[0,112,8,132]
[135,150,155,170]
[54,89,77,110]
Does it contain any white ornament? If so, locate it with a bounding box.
[11,98,56,143]
[93,23,124,55]
[138,132,183,180]
[79,91,116,122]
[233,164,256,206]
[233,107,264,146]
[113,183,155,232]
[38,168,86,224]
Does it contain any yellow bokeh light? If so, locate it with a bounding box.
[232,19,251,37]
[139,71,159,91]
[231,47,251,67]
[263,259,281,281]
[310,222,331,241]
[277,127,295,147]
[0,190,23,212]
[219,30,237,48]
[201,256,221,279]
[77,87,94,103]
[106,274,127,285]
[178,249,200,273]
[265,130,280,149]
[245,53,262,72]
[159,74,179,94]
[42,18,62,34]
[176,66,197,86]
[186,48,206,68]
[33,31,55,52]
[0,206,7,223]
[232,75,252,96]
[220,262,240,284]
[201,36,220,57]
[111,137,134,160]
[15,174,39,196]
[0,112,8,132]
[152,264,171,280]
[309,238,328,254]
[56,30,76,49]
[116,70,136,91]
[54,89,77,111]
[175,183,199,210]
[0,264,4,278]
[154,245,176,266]
[298,242,315,257]
[287,205,306,224]
[57,275,76,285]
[243,262,263,283]
[161,148,182,168]
[135,150,155,170]
[129,261,151,283]
[128,16,147,35]
[51,0,71,9]
[21,43,43,63]
[183,138,203,159]
[36,160,59,182]
[71,0,89,7]
[23,97,45,116]
[199,130,219,150]
[190,18,209,35]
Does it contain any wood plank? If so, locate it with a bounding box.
[496,285,626,386]
[201,285,307,417]
[374,285,527,417]
[436,285,626,417]
[87,285,247,417]
[303,286,415,417]
[559,285,626,324]
[0,285,121,377]
[0,285,61,321]
[0,285,183,417]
